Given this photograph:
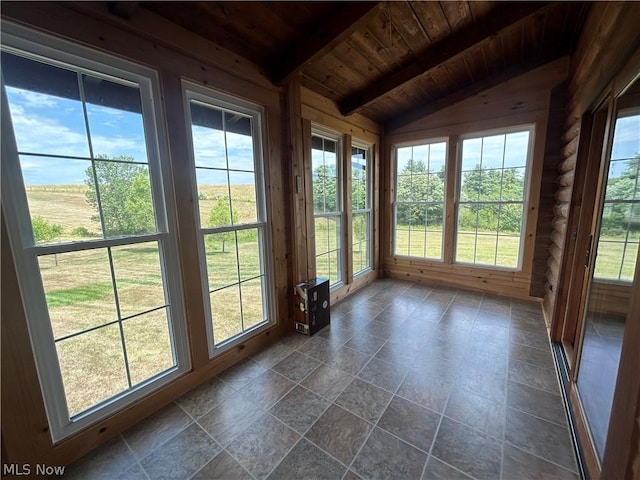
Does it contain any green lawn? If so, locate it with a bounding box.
[28,185,264,415]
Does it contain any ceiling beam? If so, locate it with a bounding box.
[339,2,551,116]
[270,2,381,86]
[107,1,139,20]
[384,52,569,132]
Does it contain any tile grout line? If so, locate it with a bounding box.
[500,303,513,480]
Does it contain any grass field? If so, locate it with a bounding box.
[24,185,637,414]
[27,184,264,415]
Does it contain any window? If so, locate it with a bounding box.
[1,31,188,440]
[595,109,640,281]
[351,144,372,275]
[394,141,447,259]
[184,85,271,352]
[456,129,532,268]
[312,132,343,286]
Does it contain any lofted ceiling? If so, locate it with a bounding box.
[127,1,589,130]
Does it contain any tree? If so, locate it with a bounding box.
[313,164,337,213]
[602,154,640,236]
[32,216,63,244]
[459,166,525,234]
[208,196,238,253]
[395,159,445,227]
[85,155,155,236]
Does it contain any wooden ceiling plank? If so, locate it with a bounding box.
[270,2,381,85]
[439,1,474,31]
[385,1,433,59]
[366,5,414,70]
[339,2,550,116]
[107,1,139,20]
[384,50,568,132]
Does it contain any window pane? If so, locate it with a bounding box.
[395,226,410,256]
[456,233,477,263]
[429,142,446,172]
[112,242,166,318]
[426,210,443,259]
[481,134,505,169]
[456,129,531,268]
[225,112,254,172]
[229,171,257,224]
[504,131,530,168]
[461,138,482,170]
[83,74,148,163]
[241,278,265,329]
[410,229,426,257]
[123,307,174,386]
[56,324,128,416]
[475,234,497,265]
[622,243,639,280]
[197,169,230,226]
[92,160,156,237]
[316,253,330,280]
[501,168,525,201]
[204,232,240,290]
[3,53,90,158]
[496,236,520,267]
[328,216,340,252]
[211,286,242,344]
[238,228,261,280]
[190,104,226,169]
[21,155,103,243]
[39,249,116,340]
[594,241,624,280]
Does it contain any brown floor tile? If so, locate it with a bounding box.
[269,385,330,434]
[510,328,550,351]
[502,444,578,480]
[431,417,502,480]
[352,427,427,480]
[377,396,440,452]
[305,404,372,465]
[140,423,220,480]
[227,413,299,479]
[192,451,253,480]
[325,345,372,375]
[122,402,192,459]
[505,407,577,472]
[239,369,295,409]
[336,377,393,423]
[198,391,263,446]
[345,333,386,355]
[445,387,505,439]
[64,436,137,480]
[508,359,560,394]
[357,357,408,392]
[176,377,236,419]
[301,364,353,400]
[422,457,473,480]
[271,350,320,382]
[267,439,346,480]
[507,380,567,426]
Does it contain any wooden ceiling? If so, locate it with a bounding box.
[138,1,589,129]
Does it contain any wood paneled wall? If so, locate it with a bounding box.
[0,2,292,468]
[546,2,640,331]
[383,59,569,300]
[298,86,382,305]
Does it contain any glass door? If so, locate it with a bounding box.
[575,78,640,463]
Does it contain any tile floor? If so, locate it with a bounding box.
[65,279,579,480]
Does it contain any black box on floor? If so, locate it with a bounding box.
[294,278,330,336]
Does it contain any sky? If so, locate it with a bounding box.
[5,84,640,187]
[5,85,256,186]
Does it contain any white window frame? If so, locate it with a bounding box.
[455,124,535,271]
[182,81,273,357]
[311,126,344,289]
[351,140,373,277]
[0,22,189,441]
[392,138,448,261]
